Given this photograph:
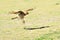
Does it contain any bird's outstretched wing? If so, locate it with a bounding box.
[26,7,36,11]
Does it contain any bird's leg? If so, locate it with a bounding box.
[21,18,25,24]
[22,20,25,23]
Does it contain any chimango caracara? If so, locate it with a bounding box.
[10,8,34,23]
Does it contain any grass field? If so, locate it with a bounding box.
[0,0,60,40]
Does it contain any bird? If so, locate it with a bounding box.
[9,8,34,23]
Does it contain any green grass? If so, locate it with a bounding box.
[35,31,60,40]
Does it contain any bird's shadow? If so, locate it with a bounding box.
[24,26,50,30]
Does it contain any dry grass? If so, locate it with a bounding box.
[0,0,60,40]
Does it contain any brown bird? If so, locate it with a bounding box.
[10,8,34,23]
